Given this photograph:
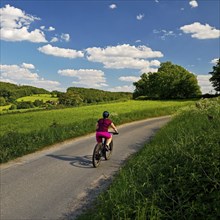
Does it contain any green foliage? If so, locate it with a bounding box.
[209,58,220,93]
[0,100,193,163]
[0,83,131,112]
[16,101,35,109]
[0,94,59,113]
[0,97,6,106]
[16,94,58,103]
[133,62,201,99]
[33,99,44,107]
[9,104,17,110]
[58,91,83,106]
[67,87,132,103]
[0,82,50,103]
[78,98,220,220]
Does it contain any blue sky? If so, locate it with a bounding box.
[0,0,219,94]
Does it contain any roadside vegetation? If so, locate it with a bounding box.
[77,97,220,220]
[0,100,194,163]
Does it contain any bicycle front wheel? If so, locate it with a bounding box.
[92,143,102,168]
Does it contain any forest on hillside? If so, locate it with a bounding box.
[65,87,132,104]
[0,82,50,103]
[0,82,132,110]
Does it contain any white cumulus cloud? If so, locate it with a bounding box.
[61,33,70,42]
[0,4,47,42]
[51,37,59,42]
[210,58,219,64]
[38,44,84,59]
[119,76,140,82]
[86,44,163,72]
[58,69,107,88]
[197,75,215,94]
[109,4,117,9]
[136,14,144,20]
[0,64,39,81]
[21,63,35,69]
[189,0,198,8]
[40,26,55,31]
[48,26,55,31]
[108,85,135,92]
[0,63,61,91]
[180,22,220,39]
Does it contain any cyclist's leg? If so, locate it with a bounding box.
[96,131,112,149]
[105,136,112,147]
[103,132,112,149]
[96,132,103,145]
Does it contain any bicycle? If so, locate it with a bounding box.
[92,132,119,168]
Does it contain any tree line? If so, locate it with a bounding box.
[58,87,132,106]
[0,82,50,105]
[1,60,219,109]
[133,60,220,100]
[0,82,132,109]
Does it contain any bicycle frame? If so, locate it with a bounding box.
[92,132,118,168]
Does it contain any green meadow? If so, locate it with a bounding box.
[16,94,58,102]
[0,105,11,112]
[77,98,220,220]
[0,94,58,114]
[0,100,193,163]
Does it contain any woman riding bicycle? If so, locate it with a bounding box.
[96,111,118,150]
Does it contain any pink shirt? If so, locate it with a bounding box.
[96,118,112,132]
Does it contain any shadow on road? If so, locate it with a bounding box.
[47,154,93,168]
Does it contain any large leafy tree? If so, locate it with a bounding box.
[209,58,220,93]
[58,91,83,106]
[133,62,201,99]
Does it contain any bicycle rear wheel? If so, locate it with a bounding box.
[104,140,113,160]
[92,143,102,168]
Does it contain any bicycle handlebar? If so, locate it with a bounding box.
[110,132,119,135]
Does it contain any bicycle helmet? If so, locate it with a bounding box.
[103,111,109,118]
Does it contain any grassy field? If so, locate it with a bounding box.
[0,100,194,163]
[16,94,58,102]
[0,100,193,136]
[0,105,11,112]
[77,98,220,220]
[0,94,58,114]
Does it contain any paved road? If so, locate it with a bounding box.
[0,116,171,220]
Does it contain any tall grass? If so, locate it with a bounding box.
[77,98,220,219]
[0,100,193,163]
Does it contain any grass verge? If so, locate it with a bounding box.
[77,98,220,220]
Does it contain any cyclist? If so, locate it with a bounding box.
[96,111,118,150]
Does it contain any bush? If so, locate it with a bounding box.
[0,97,6,106]
[9,104,17,110]
[33,99,44,107]
[17,101,35,109]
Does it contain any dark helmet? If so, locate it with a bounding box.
[103,111,109,118]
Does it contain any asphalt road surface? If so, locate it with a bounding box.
[0,116,171,220]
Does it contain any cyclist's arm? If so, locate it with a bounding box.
[96,123,99,130]
[110,122,118,133]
